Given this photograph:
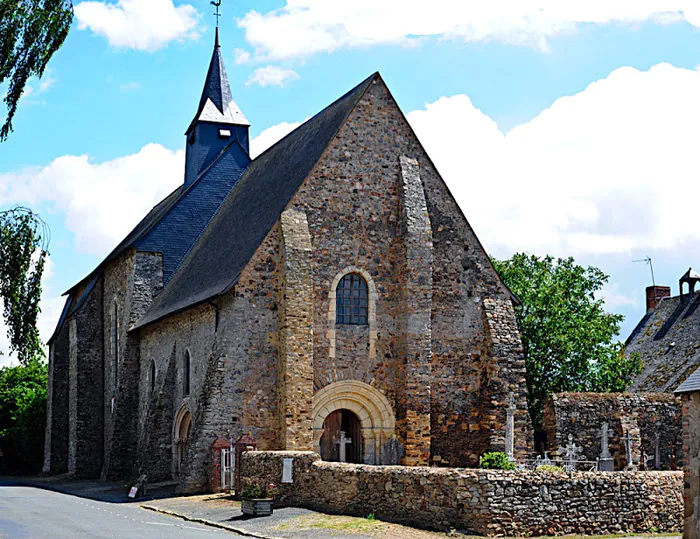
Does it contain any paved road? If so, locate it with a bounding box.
[0,486,240,538]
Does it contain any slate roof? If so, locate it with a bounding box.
[187,28,248,133]
[675,366,700,394]
[134,73,377,330]
[626,292,700,392]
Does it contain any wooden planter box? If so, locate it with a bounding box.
[241,498,273,516]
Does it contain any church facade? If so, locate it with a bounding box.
[43,31,532,491]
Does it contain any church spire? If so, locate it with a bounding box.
[186,30,249,134]
[184,22,251,187]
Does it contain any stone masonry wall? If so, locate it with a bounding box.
[242,451,682,536]
[287,76,531,467]
[101,250,163,480]
[71,278,104,477]
[544,392,682,470]
[175,227,282,492]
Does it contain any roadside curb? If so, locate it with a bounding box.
[141,504,284,539]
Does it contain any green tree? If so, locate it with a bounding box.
[0,359,47,473]
[1,0,74,141]
[0,207,49,364]
[492,253,641,430]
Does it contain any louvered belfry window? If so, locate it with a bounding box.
[336,273,368,325]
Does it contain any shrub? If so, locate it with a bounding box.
[478,452,516,470]
[240,479,277,500]
[0,359,47,474]
[536,464,564,473]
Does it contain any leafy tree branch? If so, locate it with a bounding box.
[0,0,73,141]
[492,253,641,430]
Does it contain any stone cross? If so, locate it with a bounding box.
[505,392,516,460]
[598,422,614,471]
[335,430,352,463]
[559,434,584,472]
[622,430,636,469]
[654,433,661,470]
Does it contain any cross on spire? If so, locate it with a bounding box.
[211,0,222,28]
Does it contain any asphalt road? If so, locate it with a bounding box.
[0,486,240,538]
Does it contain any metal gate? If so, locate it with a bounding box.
[220,447,234,491]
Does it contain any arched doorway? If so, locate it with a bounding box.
[312,381,396,464]
[174,408,192,476]
[320,409,363,463]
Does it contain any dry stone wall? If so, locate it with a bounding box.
[544,392,682,470]
[242,451,682,536]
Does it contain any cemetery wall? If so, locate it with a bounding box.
[543,392,682,470]
[241,451,683,536]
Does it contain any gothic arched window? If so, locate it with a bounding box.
[336,273,368,325]
[183,351,191,397]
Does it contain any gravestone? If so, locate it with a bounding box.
[505,392,516,460]
[598,422,614,472]
[381,435,404,465]
[334,430,352,463]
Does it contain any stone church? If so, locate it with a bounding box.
[43,30,532,491]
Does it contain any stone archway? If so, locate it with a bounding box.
[173,404,192,477]
[313,381,395,464]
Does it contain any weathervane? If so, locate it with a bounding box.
[211,0,222,27]
[633,256,656,286]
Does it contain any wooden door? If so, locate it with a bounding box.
[320,409,363,463]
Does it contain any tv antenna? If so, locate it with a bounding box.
[633,256,656,287]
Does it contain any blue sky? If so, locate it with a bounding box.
[1,0,700,364]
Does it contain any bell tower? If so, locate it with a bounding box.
[184,27,250,187]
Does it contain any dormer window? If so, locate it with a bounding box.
[218,128,231,138]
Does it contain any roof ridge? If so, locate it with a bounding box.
[133,72,379,330]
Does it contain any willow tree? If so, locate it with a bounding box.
[0,0,74,141]
[0,207,49,364]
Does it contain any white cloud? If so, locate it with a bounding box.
[119,81,141,93]
[245,66,300,88]
[237,0,700,61]
[595,283,638,311]
[0,144,184,256]
[405,63,700,257]
[250,121,303,158]
[234,48,251,64]
[74,0,201,51]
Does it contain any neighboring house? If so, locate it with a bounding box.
[43,29,533,491]
[543,272,700,469]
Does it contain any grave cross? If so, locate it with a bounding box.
[505,392,516,460]
[559,434,584,472]
[622,430,636,469]
[335,430,352,463]
[654,433,661,470]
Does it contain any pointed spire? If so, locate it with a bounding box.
[186,29,249,133]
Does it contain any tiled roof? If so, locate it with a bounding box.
[134,73,377,329]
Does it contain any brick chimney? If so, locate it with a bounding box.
[646,285,671,312]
